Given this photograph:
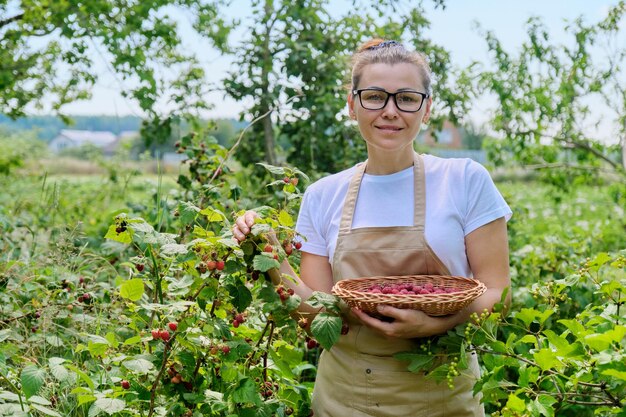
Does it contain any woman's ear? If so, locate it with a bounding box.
[422,96,433,123]
[347,91,356,119]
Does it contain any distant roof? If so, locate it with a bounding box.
[57,129,117,146]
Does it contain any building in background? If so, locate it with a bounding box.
[417,120,487,164]
[48,129,132,156]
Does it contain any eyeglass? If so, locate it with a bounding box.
[352,88,429,112]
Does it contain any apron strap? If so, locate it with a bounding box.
[414,152,426,232]
[338,161,367,233]
[338,152,427,233]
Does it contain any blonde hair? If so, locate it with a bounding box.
[351,39,432,94]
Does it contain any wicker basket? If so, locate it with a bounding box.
[331,275,486,317]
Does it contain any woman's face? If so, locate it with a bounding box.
[348,62,431,155]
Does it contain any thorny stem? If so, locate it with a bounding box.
[472,346,622,406]
[0,370,24,411]
[262,320,275,383]
[147,338,174,417]
[205,94,303,187]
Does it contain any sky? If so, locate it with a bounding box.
[52,0,623,141]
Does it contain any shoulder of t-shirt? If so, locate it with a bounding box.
[421,153,486,178]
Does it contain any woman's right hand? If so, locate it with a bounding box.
[233,210,259,242]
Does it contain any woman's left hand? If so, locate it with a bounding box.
[351,305,461,339]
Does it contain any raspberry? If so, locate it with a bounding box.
[294,241,302,250]
[168,322,178,332]
[216,260,225,270]
[159,330,170,341]
[121,380,130,389]
[151,329,160,339]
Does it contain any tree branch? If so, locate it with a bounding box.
[0,13,24,29]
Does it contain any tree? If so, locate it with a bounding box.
[476,1,626,183]
[219,0,472,174]
[0,0,229,121]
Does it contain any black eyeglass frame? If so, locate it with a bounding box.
[352,88,430,113]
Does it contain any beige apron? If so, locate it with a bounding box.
[312,153,484,417]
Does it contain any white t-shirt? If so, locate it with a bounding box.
[295,154,512,277]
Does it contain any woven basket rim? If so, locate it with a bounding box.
[331,275,486,316]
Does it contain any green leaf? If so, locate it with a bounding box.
[307,291,342,313]
[226,282,253,312]
[584,326,626,352]
[28,395,51,405]
[20,365,46,398]
[558,319,589,339]
[514,308,538,327]
[49,358,69,382]
[257,162,285,175]
[310,313,342,350]
[87,341,108,357]
[200,206,226,222]
[252,254,280,272]
[90,398,126,416]
[178,201,200,224]
[104,224,132,244]
[231,377,261,405]
[124,335,142,345]
[533,348,562,371]
[45,335,64,347]
[278,210,294,227]
[160,243,189,256]
[530,394,556,417]
[601,369,626,381]
[506,394,526,412]
[394,352,436,373]
[122,357,155,374]
[30,403,62,417]
[518,364,540,387]
[542,329,570,351]
[119,279,145,301]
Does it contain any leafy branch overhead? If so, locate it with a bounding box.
[0,0,230,120]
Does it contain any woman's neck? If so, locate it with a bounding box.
[364,149,415,175]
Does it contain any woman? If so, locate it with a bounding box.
[233,39,512,417]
